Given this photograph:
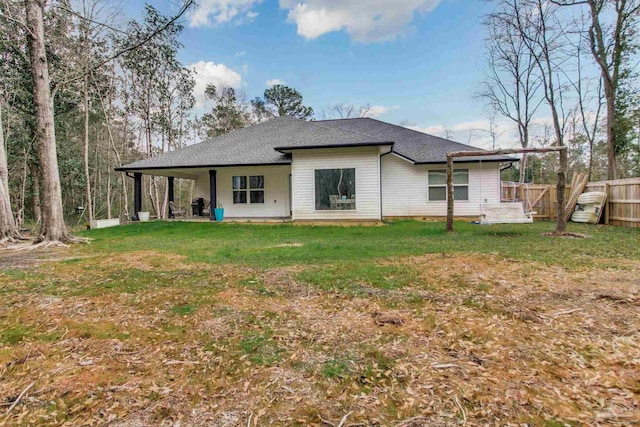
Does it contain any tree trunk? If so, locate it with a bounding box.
[18,149,30,228]
[0,103,19,241]
[94,72,128,219]
[32,170,41,224]
[162,181,168,219]
[25,0,70,243]
[160,130,168,219]
[83,74,94,222]
[106,140,111,219]
[519,154,528,183]
[519,126,530,183]
[604,83,617,180]
[555,147,567,233]
[585,0,618,180]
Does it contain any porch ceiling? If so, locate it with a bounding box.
[122,168,201,180]
[122,164,293,180]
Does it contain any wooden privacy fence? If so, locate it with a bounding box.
[501,177,640,227]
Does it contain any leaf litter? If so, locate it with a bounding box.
[0,251,638,426]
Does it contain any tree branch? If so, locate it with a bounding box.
[49,4,128,35]
[0,11,35,38]
[52,0,194,92]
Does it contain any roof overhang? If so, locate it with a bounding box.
[413,157,519,165]
[275,141,394,153]
[115,162,292,177]
[385,150,416,164]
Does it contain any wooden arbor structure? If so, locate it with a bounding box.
[445,146,568,232]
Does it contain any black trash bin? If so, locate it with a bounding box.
[191,198,204,216]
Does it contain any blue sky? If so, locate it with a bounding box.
[128,1,513,149]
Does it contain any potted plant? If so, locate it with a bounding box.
[214,200,224,222]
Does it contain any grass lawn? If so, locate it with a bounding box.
[0,220,639,426]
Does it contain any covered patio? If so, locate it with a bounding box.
[122,164,292,222]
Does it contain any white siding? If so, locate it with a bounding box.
[194,165,291,218]
[381,153,501,217]
[291,147,381,220]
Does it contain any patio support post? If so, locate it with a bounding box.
[446,155,454,232]
[168,177,175,218]
[134,172,142,220]
[209,170,217,221]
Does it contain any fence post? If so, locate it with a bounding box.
[605,182,610,225]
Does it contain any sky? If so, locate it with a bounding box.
[125,0,525,150]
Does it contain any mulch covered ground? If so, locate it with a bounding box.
[0,251,638,426]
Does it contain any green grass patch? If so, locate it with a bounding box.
[76,221,639,269]
[297,263,418,294]
[321,358,352,379]
[0,325,34,344]
[171,304,197,316]
[238,278,278,296]
[238,330,285,366]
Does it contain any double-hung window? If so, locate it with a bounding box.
[428,169,469,201]
[233,175,264,204]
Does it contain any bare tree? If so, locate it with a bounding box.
[479,6,544,181]
[552,0,640,179]
[568,24,604,178]
[0,1,26,242]
[322,103,375,119]
[18,0,193,246]
[24,0,74,244]
[75,0,119,223]
[506,0,571,232]
[0,102,20,242]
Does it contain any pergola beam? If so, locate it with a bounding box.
[446,146,568,232]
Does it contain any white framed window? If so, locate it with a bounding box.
[233,175,264,204]
[314,168,356,210]
[428,169,469,201]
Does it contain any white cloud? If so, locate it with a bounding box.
[362,105,399,118]
[190,0,262,27]
[188,61,243,107]
[411,114,592,150]
[266,78,285,86]
[410,120,522,150]
[279,0,441,43]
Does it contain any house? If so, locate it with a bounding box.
[116,116,514,221]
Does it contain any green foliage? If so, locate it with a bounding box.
[201,84,251,138]
[252,84,313,120]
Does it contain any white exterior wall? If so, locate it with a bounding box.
[381,153,501,217]
[194,165,291,218]
[291,147,382,220]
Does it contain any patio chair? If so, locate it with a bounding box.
[329,195,339,210]
[168,201,186,218]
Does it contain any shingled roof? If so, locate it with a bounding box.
[116,116,514,172]
[317,118,512,164]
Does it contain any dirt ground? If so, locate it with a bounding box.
[0,248,73,270]
[0,251,639,426]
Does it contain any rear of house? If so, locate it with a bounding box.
[116,116,513,221]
